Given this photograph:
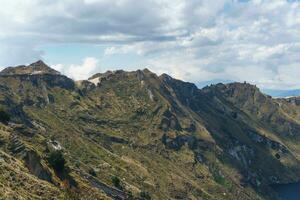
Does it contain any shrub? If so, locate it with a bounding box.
[0,109,10,124]
[213,173,226,185]
[127,191,134,200]
[47,150,65,173]
[111,176,122,189]
[88,168,97,177]
[140,191,151,200]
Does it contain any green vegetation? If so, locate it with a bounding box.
[88,167,97,177]
[111,175,122,189]
[47,150,66,173]
[0,108,10,124]
[140,191,151,200]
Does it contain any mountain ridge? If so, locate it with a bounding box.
[1,61,299,99]
[0,60,61,76]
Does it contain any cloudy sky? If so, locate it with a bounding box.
[0,0,299,89]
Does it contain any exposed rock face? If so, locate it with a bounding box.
[160,73,198,106]
[204,82,300,136]
[247,130,289,153]
[285,97,300,106]
[159,109,182,131]
[8,133,27,157]
[24,150,52,182]
[228,144,255,167]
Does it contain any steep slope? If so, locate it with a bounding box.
[204,83,300,136]
[0,61,300,200]
[203,83,300,158]
[162,78,300,186]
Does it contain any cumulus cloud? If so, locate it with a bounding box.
[0,0,299,89]
[52,57,99,80]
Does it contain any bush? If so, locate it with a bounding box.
[127,191,134,200]
[0,109,10,124]
[111,176,122,189]
[140,191,151,200]
[88,168,97,177]
[47,150,65,173]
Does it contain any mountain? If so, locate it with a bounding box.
[1,61,300,200]
[0,60,60,76]
[198,82,300,98]
[196,79,234,89]
[262,89,300,98]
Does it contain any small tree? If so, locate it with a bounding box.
[47,150,65,173]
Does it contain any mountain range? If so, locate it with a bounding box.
[0,60,300,200]
[262,89,300,98]
[197,81,300,98]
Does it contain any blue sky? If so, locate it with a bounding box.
[40,44,143,70]
[0,0,300,89]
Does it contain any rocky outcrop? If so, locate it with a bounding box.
[7,133,52,182]
[247,131,289,153]
[162,134,213,152]
[228,144,255,168]
[159,109,182,131]
[24,150,52,182]
[287,97,300,106]
[160,73,198,106]
[8,134,26,157]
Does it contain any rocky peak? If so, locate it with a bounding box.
[226,82,260,92]
[160,73,198,95]
[87,71,116,86]
[159,73,173,82]
[202,82,262,98]
[224,83,270,104]
[88,71,114,80]
[87,68,158,87]
[0,60,60,76]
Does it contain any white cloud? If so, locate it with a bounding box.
[53,57,99,80]
[275,63,300,89]
[0,0,300,89]
[51,64,64,72]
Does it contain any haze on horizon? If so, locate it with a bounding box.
[0,0,299,90]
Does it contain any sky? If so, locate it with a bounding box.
[0,0,299,89]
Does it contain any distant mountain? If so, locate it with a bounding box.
[1,61,300,200]
[199,81,300,98]
[196,79,234,88]
[0,60,60,76]
[262,89,300,98]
